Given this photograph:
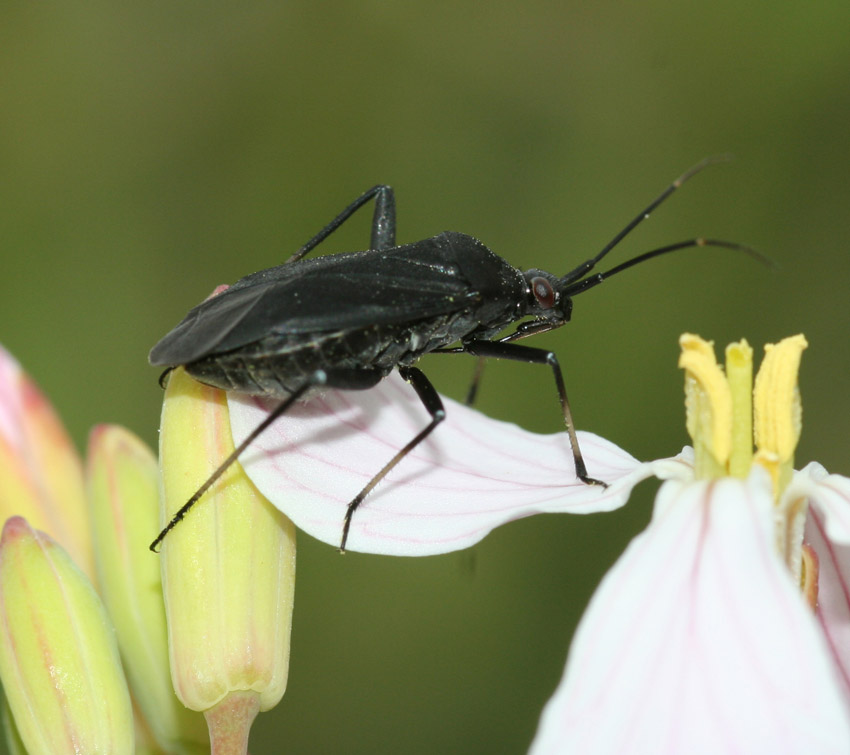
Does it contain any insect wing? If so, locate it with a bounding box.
[149,233,483,366]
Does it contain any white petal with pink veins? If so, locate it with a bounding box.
[531,473,850,754]
[228,371,653,555]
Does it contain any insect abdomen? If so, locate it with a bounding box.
[185,310,481,398]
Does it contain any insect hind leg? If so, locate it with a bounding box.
[340,366,445,552]
[285,185,396,265]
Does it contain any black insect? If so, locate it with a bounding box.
[149,158,755,553]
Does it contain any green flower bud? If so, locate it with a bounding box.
[159,369,296,748]
[87,424,209,753]
[0,516,133,753]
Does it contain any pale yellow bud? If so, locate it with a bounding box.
[87,424,209,753]
[159,369,296,748]
[0,516,133,753]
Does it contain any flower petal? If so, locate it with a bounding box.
[531,472,850,754]
[0,345,93,580]
[788,462,850,545]
[228,371,647,556]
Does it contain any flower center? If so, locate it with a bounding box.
[679,333,813,594]
[679,333,807,496]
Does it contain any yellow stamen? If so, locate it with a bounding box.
[678,334,731,478]
[800,543,819,612]
[753,335,807,496]
[725,340,753,478]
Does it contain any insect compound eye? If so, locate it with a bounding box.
[530,276,556,309]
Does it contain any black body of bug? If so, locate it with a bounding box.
[149,158,753,553]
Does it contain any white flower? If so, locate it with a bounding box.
[529,335,850,754]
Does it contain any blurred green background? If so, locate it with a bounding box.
[2,1,849,752]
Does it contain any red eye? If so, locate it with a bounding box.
[530,276,556,309]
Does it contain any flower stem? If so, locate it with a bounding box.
[205,691,261,755]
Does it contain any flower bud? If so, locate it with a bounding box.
[87,424,209,753]
[0,516,133,753]
[0,345,94,581]
[158,369,296,745]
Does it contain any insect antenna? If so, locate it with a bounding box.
[562,238,770,298]
[560,155,732,286]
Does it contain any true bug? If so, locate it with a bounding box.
[149,158,756,552]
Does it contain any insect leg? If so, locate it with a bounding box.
[464,357,486,406]
[429,345,485,404]
[149,370,330,552]
[437,321,565,407]
[369,185,396,251]
[284,185,396,264]
[463,339,607,488]
[340,366,446,552]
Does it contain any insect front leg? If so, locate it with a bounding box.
[462,339,607,488]
[284,184,397,264]
[340,366,446,552]
[438,320,563,408]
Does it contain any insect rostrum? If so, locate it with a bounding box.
[149,158,754,553]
